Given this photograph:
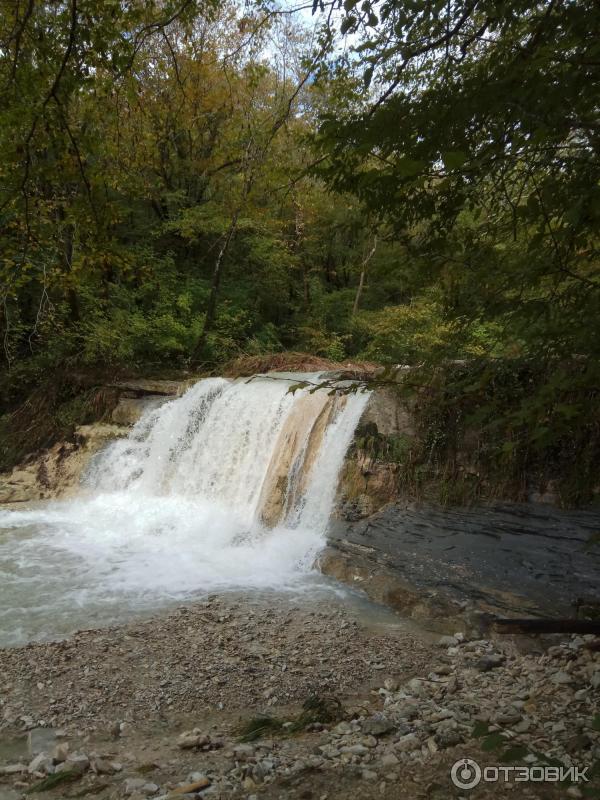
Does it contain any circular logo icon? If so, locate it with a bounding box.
[451,758,482,790]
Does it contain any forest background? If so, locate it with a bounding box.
[1,0,598,504]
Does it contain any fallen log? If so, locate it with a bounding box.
[492,618,600,635]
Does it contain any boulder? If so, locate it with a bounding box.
[111,396,167,426]
[108,379,193,396]
[361,714,395,737]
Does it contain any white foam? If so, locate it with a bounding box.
[0,374,369,645]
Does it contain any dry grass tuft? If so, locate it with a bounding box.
[223,351,376,378]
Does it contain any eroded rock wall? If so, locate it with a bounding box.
[0,380,189,504]
[335,386,416,520]
[0,425,126,504]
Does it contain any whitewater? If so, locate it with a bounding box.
[0,374,369,645]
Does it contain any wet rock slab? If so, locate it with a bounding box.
[323,502,600,627]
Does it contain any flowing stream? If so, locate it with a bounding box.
[0,374,369,646]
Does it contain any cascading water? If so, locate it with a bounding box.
[0,374,369,646]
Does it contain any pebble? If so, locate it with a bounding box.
[437,635,458,647]
[91,756,117,774]
[340,744,369,755]
[551,671,573,685]
[394,733,420,752]
[52,742,69,762]
[332,721,353,735]
[361,714,394,736]
[124,778,159,795]
[0,764,27,775]
[27,752,54,775]
[0,601,597,799]
[171,777,211,793]
[233,744,255,761]
[65,752,90,772]
[476,654,505,671]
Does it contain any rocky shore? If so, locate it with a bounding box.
[1,597,599,799]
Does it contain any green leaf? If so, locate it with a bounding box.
[472,720,490,737]
[340,15,357,34]
[482,732,505,751]
[396,157,427,177]
[26,770,81,793]
[442,150,467,170]
[530,127,549,144]
[554,403,579,419]
[500,744,529,763]
[527,193,540,215]
[288,381,310,395]
[531,425,550,441]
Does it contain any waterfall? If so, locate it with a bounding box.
[86,374,368,533]
[0,374,369,645]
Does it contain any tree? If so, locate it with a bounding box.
[0,0,218,366]
[313,0,600,356]
[309,0,600,503]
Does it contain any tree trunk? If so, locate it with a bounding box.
[303,263,310,309]
[58,206,80,323]
[191,210,239,363]
[292,198,310,310]
[352,235,377,316]
[352,268,366,317]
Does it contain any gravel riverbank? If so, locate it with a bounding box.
[0,596,599,799]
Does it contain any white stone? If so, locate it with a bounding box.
[332,721,353,735]
[551,671,572,685]
[52,742,69,762]
[0,764,27,775]
[27,752,54,775]
[437,636,458,647]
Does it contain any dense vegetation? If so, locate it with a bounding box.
[1,0,599,502]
